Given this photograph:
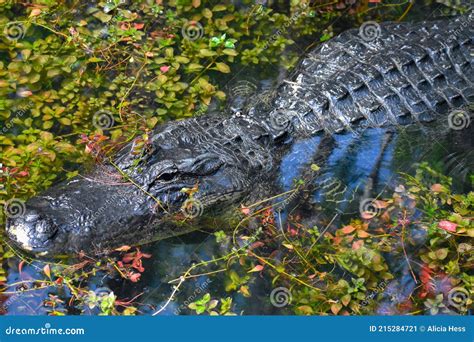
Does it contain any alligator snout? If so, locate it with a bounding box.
[6,209,58,255]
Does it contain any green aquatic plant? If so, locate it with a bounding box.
[188,293,235,315]
[0,0,346,214]
[170,164,472,315]
[1,1,468,317]
[0,0,352,314]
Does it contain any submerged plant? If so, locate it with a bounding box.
[169,164,472,315]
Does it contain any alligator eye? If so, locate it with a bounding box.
[157,171,177,182]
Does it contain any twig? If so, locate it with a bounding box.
[152,276,185,316]
[400,210,418,284]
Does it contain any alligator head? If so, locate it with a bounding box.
[6,118,256,256]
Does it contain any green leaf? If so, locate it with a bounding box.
[43,121,54,129]
[93,11,113,23]
[195,306,206,314]
[297,305,314,314]
[175,56,190,64]
[213,4,227,11]
[202,8,213,19]
[187,63,203,72]
[58,117,71,125]
[87,57,105,63]
[21,49,32,60]
[215,62,230,73]
[224,40,236,49]
[435,248,448,260]
[47,69,61,78]
[202,293,211,303]
[341,294,351,306]
[222,49,238,56]
[199,49,217,57]
[209,37,222,48]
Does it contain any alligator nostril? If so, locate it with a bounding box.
[24,213,40,223]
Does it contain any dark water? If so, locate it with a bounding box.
[1,2,472,315]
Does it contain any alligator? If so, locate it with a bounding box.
[6,15,473,256]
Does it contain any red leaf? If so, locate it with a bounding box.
[361,211,376,220]
[419,264,435,298]
[341,225,356,234]
[331,303,342,315]
[18,260,25,274]
[240,205,251,216]
[119,22,130,30]
[121,257,133,264]
[431,183,443,192]
[249,241,265,250]
[398,299,413,313]
[438,220,457,233]
[132,259,144,273]
[287,224,298,236]
[133,23,145,30]
[129,273,141,282]
[248,265,264,273]
[115,245,132,252]
[160,65,170,73]
[352,240,364,250]
[43,264,51,279]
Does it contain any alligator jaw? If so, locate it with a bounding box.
[6,217,56,256]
